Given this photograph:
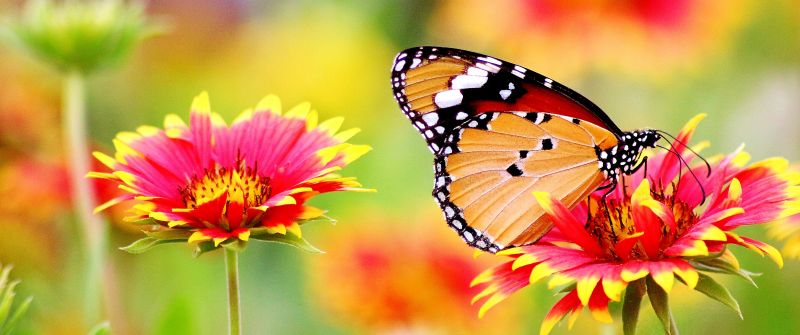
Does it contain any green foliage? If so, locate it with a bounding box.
[646,276,678,335]
[0,265,32,335]
[693,273,743,319]
[5,0,160,74]
[88,321,111,335]
[622,279,646,335]
[249,228,324,254]
[121,225,325,256]
[120,234,189,254]
[691,259,760,287]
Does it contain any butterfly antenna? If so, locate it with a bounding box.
[656,130,711,177]
[657,144,707,204]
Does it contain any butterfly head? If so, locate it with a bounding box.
[632,129,662,149]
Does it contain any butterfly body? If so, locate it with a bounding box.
[392,47,660,252]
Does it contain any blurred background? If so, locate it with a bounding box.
[0,0,799,334]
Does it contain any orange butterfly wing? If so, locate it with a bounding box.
[434,112,618,251]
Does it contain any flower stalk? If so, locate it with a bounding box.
[225,249,241,335]
[63,68,106,325]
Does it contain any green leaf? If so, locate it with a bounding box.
[622,279,646,335]
[298,215,337,226]
[693,273,742,319]
[192,241,217,258]
[0,296,31,335]
[690,259,760,287]
[87,321,111,335]
[646,276,679,335]
[0,266,12,295]
[0,281,19,326]
[143,229,193,240]
[557,283,577,294]
[120,236,186,254]
[0,265,31,335]
[251,233,324,253]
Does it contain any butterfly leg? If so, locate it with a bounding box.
[620,173,629,199]
[629,156,649,176]
[598,179,618,231]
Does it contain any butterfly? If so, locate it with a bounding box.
[391,46,664,253]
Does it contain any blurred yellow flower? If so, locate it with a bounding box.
[769,214,800,259]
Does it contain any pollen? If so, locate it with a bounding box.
[180,162,271,209]
[586,194,697,261]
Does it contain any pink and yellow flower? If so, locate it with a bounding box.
[89,92,371,253]
[472,114,800,334]
[431,0,752,79]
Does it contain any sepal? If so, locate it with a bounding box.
[622,279,645,335]
[646,276,676,335]
[692,273,742,319]
[250,227,324,253]
[120,229,193,254]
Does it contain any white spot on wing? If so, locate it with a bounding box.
[455,112,468,120]
[451,75,488,90]
[478,56,502,65]
[499,90,511,100]
[434,90,464,108]
[534,113,544,124]
[421,113,439,126]
[463,231,475,242]
[466,67,489,76]
[475,62,500,73]
[394,60,405,71]
[444,206,454,218]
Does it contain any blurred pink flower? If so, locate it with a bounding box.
[431,0,752,79]
[307,213,523,334]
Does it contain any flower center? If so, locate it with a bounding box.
[585,193,697,261]
[180,164,271,209]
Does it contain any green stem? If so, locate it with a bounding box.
[63,69,106,326]
[669,313,679,335]
[225,249,241,335]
